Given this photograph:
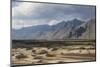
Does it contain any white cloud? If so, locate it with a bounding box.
[12,2,47,29]
[12,2,42,18]
[12,19,50,29]
[48,20,61,26]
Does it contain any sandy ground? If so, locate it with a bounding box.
[12,45,96,66]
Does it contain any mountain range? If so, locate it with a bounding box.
[12,18,96,40]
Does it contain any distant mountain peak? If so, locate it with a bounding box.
[12,18,95,40]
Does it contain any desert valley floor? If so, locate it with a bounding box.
[12,40,96,66]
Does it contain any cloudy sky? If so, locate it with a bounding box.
[12,1,96,29]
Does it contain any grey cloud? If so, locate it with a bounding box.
[12,1,96,29]
[13,2,95,20]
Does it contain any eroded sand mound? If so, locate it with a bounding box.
[12,45,96,65]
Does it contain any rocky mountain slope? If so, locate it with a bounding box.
[12,18,95,40]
